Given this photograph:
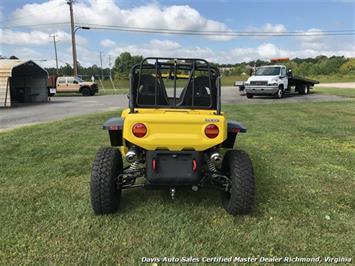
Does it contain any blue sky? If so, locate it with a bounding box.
[1,0,354,67]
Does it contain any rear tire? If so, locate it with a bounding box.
[246,93,254,99]
[299,84,309,95]
[221,150,255,215]
[90,147,122,214]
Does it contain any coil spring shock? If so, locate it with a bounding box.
[127,160,140,172]
[207,159,217,174]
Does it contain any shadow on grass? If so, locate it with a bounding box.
[118,186,221,214]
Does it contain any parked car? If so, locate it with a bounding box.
[48,76,98,96]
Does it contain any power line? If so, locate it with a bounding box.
[76,23,355,34]
[2,21,354,37]
[75,24,355,37]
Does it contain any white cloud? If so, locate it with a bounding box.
[105,40,355,65]
[5,38,354,67]
[0,6,3,21]
[10,0,69,27]
[100,39,116,48]
[0,29,86,45]
[10,0,234,41]
[257,43,288,58]
[245,23,287,39]
[295,28,328,49]
[149,39,181,50]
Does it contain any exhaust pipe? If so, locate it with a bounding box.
[210,151,222,163]
[125,148,137,163]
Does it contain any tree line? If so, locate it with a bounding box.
[43,52,354,79]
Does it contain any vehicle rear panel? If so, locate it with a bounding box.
[121,108,227,151]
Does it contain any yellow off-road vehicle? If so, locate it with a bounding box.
[90,58,255,216]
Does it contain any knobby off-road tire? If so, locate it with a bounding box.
[90,147,123,214]
[221,150,255,215]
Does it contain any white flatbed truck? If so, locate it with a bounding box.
[244,65,319,99]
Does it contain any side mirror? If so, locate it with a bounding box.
[73,80,78,84]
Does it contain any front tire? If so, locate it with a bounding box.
[221,150,255,215]
[246,93,254,99]
[275,85,283,99]
[90,147,123,214]
[81,87,91,96]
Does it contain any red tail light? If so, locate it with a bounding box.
[132,123,147,137]
[205,124,219,138]
[192,159,197,172]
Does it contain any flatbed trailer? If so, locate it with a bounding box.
[288,75,319,87]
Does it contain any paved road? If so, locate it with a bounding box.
[0,86,349,131]
[0,95,128,131]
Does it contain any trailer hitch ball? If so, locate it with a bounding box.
[170,188,176,200]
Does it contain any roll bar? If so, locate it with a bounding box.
[129,57,221,115]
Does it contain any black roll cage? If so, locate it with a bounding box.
[129,57,221,114]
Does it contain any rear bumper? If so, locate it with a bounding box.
[245,86,278,95]
[145,150,203,186]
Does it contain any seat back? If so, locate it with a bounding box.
[179,76,214,107]
[136,74,168,106]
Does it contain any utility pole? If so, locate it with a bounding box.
[108,55,112,79]
[100,51,104,80]
[67,0,78,76]
[108,55,116,91]
[50,35,59,75]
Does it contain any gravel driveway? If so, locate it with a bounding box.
[0,86,350,131]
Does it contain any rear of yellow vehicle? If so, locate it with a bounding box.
[122,108,226,151]
[90,58,255,216]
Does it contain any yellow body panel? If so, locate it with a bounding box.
[121,108,227,151]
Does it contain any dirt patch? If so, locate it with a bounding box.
[315,82,355,89]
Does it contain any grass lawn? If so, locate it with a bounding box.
[97,79,129,95]
[315,87,355,98]
[1,101,354,264]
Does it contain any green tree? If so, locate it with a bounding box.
[113,52,143,79]
[340,58,355,74]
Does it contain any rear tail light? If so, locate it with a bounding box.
[152,159,156,171]
[205,124,219,138]
[132,123,147,137]
[192,159,197,172]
